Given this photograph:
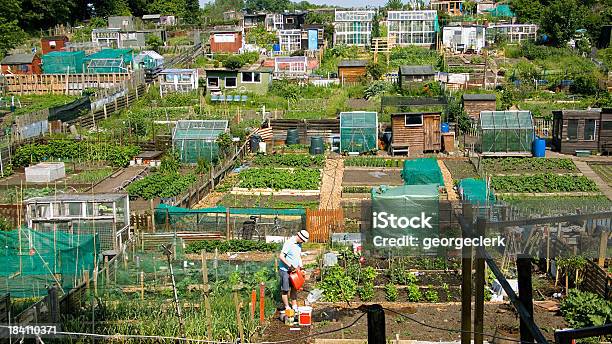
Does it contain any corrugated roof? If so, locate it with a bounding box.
[399,65,435,76]
[338,59,368,68]
[1,54,36,65]
[26,193,127,203]
[462,93,496,101]
[142,14,161,19]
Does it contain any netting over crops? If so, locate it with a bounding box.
[458,178,495,205]
[172,120,228,163]
[478,111,534,155]
[401,158,445,186]
[0,228,99,297]
[340,111,378,154]
[84,48,133,73]
[154,204,305,239]
[42,51,86,74]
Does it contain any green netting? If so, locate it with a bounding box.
[458,178,495,204]
[0,228,100,297]
[478,111,534,154]
[367,184,440,255]
[484,4,515,17]
[401,158,445,186]
[173,120,228,163]
[42,51,86,74]
[340,111,378,154]
[84,49,133,73]
[154,204,305,236]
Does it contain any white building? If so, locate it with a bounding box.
[387,10,438,47]
[442,26,486,53]
[278,29,302,52]
[333,10,375,47]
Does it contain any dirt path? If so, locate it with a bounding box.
[319,158,344,210]
[91,166,146,193]
[439,160,459,200]
[193,191,225,209]
[573,160,612,200]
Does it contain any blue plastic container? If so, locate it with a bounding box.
[532,137,546,157]
[273,44,281,52]
[441,123,450,133]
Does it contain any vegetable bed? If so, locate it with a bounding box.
[238,168,320,190]
[344,157,404,168]
[218,193,319,209]
[252,153,324,168]
[498,195,612,216]
[443,160,478,180]
[126,173,196,199]
[589,163,612,186]
[186,239,279,254]
[483,157,576,174]
[491,174,598,193]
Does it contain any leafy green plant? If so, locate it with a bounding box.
[441,283,450,301]
[385,283,398,302]
[252,154,325,168]
[185,240,280,254]
[560,289,612,328]
[407,284,422,302]
[389,266,417,285]
[491,174,598,193]
[358,282,375,302]
[319,266,357,302]
[126,173,196,200]
[13,141,140,167]
[424,287,439,303]
[238,168,320,190]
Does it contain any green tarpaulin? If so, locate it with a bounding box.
[401,158,444,186]
[484,4,515,17]
[458,178,495,204]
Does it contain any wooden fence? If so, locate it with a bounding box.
[580,259,612,300]
[3,73,137,95]
[0,293,9,323]
[306,208,344,243]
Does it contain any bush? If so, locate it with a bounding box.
[319,266,357,302]
[560,289,612,328]
[358,283,375,301]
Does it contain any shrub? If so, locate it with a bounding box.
[319,266,357,302]
[560,289,612,328]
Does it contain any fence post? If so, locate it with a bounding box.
[473,217,486,344]
[366,304,385,344]
[47,285,59,324]
[517,254,535,344]
[461,202,473,344]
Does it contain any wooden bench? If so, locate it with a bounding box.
[390,143,409,156]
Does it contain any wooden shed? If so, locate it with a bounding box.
[41,36,69,55]
[209,27,243,53]
[338,59,368,84]
[398,65,435,89]
[0,53,41,74]
[552,109,609,155]
[462,93,496,120]
[390,112,441,155]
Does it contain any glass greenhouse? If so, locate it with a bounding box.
[340,111,378,154]
[477,111,534,156]
[173,120,229,163]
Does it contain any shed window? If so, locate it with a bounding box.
[405,115,423,126]
[225,77,237,88]
[566,119,578,140]
[241,72,261,83]
[602,121,612,131]
[207,77,219,87]
[584,119,597,141]
[286,18,295,24]
[49,41,57,48]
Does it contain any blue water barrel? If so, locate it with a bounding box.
[532,137,546,157]
[273,44,281,52]
[249,135,262,153]
[441,122,450,133]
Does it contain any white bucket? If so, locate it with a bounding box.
[298,306,312,326]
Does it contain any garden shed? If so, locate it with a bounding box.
[398,65,436,89]
[172,120,229,163]
[42,51,86,74]
[25,193,130,251]
[462,93,496,120]
[134,50,164,70]
[551,109,610,155]
[84,48,133,73]
[477,110,534,156]
[401,158,444,186]
[339,111,379,154]
[0,53,41,75]
[390,111,441,155]
[337,59,368,84]
[159,69,199,95]
[41,36,69,55]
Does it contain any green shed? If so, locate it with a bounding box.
[477,111,534,156]
[42,51,86,74]
[172,120,229,163]
[401,158,444,186]
[339,111,378,154]
[84,49,133,73]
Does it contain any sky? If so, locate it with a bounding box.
[199,0,390,8]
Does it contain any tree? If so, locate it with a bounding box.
[19,0,74,31]
[245,25,277,48]
[147,0,186,16]
[245,0,290,12]
[146,34,163,52]
[366,62,386,81]
[570,74,599,95]
[184,0,201,23]
[0,0,26,58]
[462,0,477,15]
[386,0,403,10]
[540,0,585,46]
[509,0,543,23]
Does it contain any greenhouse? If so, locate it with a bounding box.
[84,49,133,73]
[42,51,86,74]
[134,50,164,70]
[173,120,229,163]
[401,158,444,186]
[477,110,535,156]
[339,111,378,154]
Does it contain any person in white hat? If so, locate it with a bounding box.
[278,229,309,312]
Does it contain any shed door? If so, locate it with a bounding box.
[423,116,441,151]
[308,29,318,50]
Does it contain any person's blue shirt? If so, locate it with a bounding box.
[279,236,302,272]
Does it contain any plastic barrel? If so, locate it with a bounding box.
[310,137,324,154]
[532,137,546,157]
[286,129,300,145]
[249,135,262,153]
[441,122,450,133]
[382,132,392,145]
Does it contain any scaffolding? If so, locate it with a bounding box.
[172,120,229,163]
[387,10,439,47]
[477,111,535,156]
[339,111,379,154]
